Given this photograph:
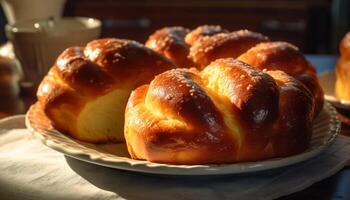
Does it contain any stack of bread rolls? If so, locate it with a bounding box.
[37,25,324,164]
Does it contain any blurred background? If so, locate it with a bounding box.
[0,0,349,54]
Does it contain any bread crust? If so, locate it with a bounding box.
[147,27,323,117]
[37,38,176,142]
[125,59,314,164]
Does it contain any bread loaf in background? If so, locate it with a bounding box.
[335,32,350,100]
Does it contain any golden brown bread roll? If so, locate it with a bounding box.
[145,25,228,68]
[37,38,176,143]
[184,25,228,45]
[146,26,268,68]
[147,26,323,117]
[335,32,350,100]
[238,41,323,117]
[125,58,314,164]
[189,30,269,68]
[145,27,193,67]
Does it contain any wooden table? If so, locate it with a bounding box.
[0,55,349,200]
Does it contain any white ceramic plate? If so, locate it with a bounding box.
[318,70,350,109]
[26,102,340,176]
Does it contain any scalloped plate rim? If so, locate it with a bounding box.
[25,102,341,175]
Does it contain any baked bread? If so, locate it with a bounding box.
[146,25,268,68]
[125,58,314,164]
[146,25,323,117]
[335,32,350,100]
[37,38,175,143]
[145,27,193,67]
[238,41,323,117]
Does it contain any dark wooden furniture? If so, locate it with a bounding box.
[64,0,330,53]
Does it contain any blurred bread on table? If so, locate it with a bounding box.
[335,32,350,100]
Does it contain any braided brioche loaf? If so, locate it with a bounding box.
[335,32,350,100]
[125,59,314,164]
[123,25,324,164]
[37,38,175,143]
[146,25,324,117]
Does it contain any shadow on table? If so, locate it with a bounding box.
[64,156,286,200]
